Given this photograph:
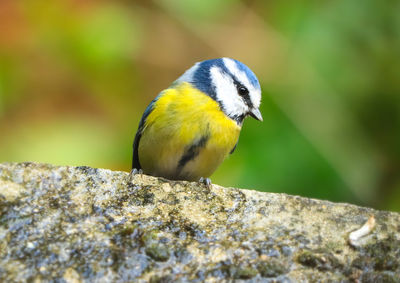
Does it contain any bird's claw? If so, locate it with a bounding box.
[130,168,143,175]
[129,168,143,181]
[199,177,212,188]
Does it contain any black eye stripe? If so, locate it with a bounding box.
[234,81,253,108]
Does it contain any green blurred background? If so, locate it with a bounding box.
[1,0,399,211]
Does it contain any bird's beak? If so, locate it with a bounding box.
[249,108,263,121]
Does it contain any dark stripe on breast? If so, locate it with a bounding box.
[230,141,238,154]
[178,134,210,170]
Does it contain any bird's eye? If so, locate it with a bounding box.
[237,85,249,97]
[234,82,253,107]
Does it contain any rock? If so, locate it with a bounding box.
[0,162,399,282]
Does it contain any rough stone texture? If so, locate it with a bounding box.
[0,162,400,283]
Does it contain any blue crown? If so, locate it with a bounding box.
[190,58,260,99]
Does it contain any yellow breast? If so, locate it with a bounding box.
[138,82,241,181]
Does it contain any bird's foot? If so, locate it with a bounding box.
[130,168,143,175]
[129,168,143,181]
[199,177,212,188]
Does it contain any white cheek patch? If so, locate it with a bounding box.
[210,66,247,117]
[222,58,261,109]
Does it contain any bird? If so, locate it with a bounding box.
[132,58,262,185]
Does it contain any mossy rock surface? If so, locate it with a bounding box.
[0,162,400,282]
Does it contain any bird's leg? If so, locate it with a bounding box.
[199,177,212,188]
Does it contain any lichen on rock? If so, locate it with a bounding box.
[0,162,399,282]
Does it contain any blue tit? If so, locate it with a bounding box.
[132,58,262,183]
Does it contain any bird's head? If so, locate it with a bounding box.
[175,58,262,125]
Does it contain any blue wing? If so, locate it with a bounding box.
[132,97,158,169]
